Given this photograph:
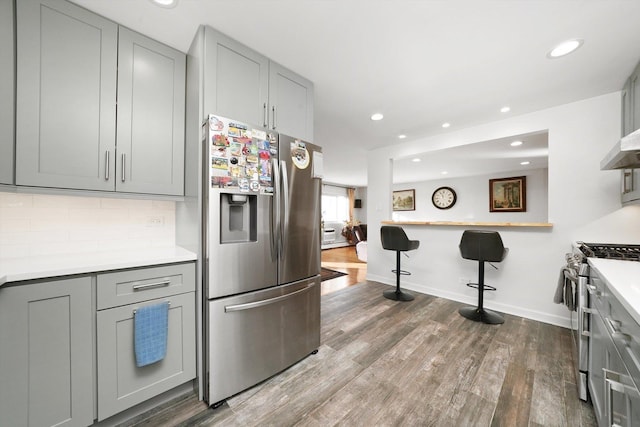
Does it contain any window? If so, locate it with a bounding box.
[322,185,349,222]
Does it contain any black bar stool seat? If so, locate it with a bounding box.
[380,226,419,301]
[458,230,508,324]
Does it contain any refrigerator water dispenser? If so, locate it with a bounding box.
[220,193,257,243]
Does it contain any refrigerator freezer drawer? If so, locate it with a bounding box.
[207,276,320,405]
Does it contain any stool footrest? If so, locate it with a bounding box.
[466,282,496,291]
[392,269,411,276]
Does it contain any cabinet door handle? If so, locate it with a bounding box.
[105,151,110,181]
[623,170,633,194]
[133,300,171,315]
[132,280,171,291]
[121,153,126,182]
[604,369,629,427]
[263,102,268,127]
[605,317,632,344]
[586,284,601,296]
[271,105,276,130]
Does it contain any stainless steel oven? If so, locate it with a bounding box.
[561,242,640,402]
[561,250,590,401]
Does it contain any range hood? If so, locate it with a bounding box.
[601,128,640,170]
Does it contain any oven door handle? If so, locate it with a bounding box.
[579,306,591,337]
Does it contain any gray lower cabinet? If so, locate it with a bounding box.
[0,276,94,427]
[588,271,640,427]
[96,263,196,421]
[15,0,185,196]
[0,0,15,185]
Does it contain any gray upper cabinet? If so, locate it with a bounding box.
[16,0,118,191]
[633,66,640,134]
[0,276,94,427]
[0,0,14,185]
[202,26,314,141]
[620,62,640,205]
[204,26,270,127]
[116,27,186,196]
[622,76,632,137]
[622,60,640,138]
[15,0,185,196]
[268,61,314,141]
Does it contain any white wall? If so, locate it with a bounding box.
[393,168,548,223]
[0,192,176,259]
[353,187,367,224]
[367,92,640,327]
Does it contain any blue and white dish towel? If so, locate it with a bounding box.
[134,301,169,367]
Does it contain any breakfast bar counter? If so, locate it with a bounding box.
[381,220,553,227]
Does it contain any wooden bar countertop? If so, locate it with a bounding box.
[381,220,553,227]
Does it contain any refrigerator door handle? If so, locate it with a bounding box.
[271,158,280,260]
[224,282,315,312]
[280,159,289,258]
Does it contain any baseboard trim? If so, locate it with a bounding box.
[367,274,571,329]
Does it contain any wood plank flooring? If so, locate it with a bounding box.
[124,248,596,426]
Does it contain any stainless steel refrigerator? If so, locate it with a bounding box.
[202,114,322,405]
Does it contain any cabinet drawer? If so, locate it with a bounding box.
[97,262,195,309]
[607,294,640,389]
[96,292,196,421]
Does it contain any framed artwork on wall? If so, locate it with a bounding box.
[392,189,415,211]
[489,176,526,212]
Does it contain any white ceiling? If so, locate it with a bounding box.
[394,131,548,184]
[70,0,640,187]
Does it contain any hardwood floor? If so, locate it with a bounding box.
[124,254,597,426]
[320,246,366,295]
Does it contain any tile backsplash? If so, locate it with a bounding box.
[0,191,176,259]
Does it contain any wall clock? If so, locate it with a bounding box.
[431,186,457,209]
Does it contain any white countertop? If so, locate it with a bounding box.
[0,246,197,286]
[589,258,640,324]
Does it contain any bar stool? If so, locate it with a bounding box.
[458,230,508,324]
[380,226,419,301]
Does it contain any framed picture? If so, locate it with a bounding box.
[393,189,415,211]
[489,176,526,212]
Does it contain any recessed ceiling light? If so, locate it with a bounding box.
[500,106,511,113]
[520,161,530,165]
[442,122,450,128]
[510,140,523,147]
[149,0,178,7]
[411,158,421,163]
[441,171,448,175]
[548,39,583,58]
[398,134,407,139]
[370,113,384,121]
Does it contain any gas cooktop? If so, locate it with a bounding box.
[578,242,640,261]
